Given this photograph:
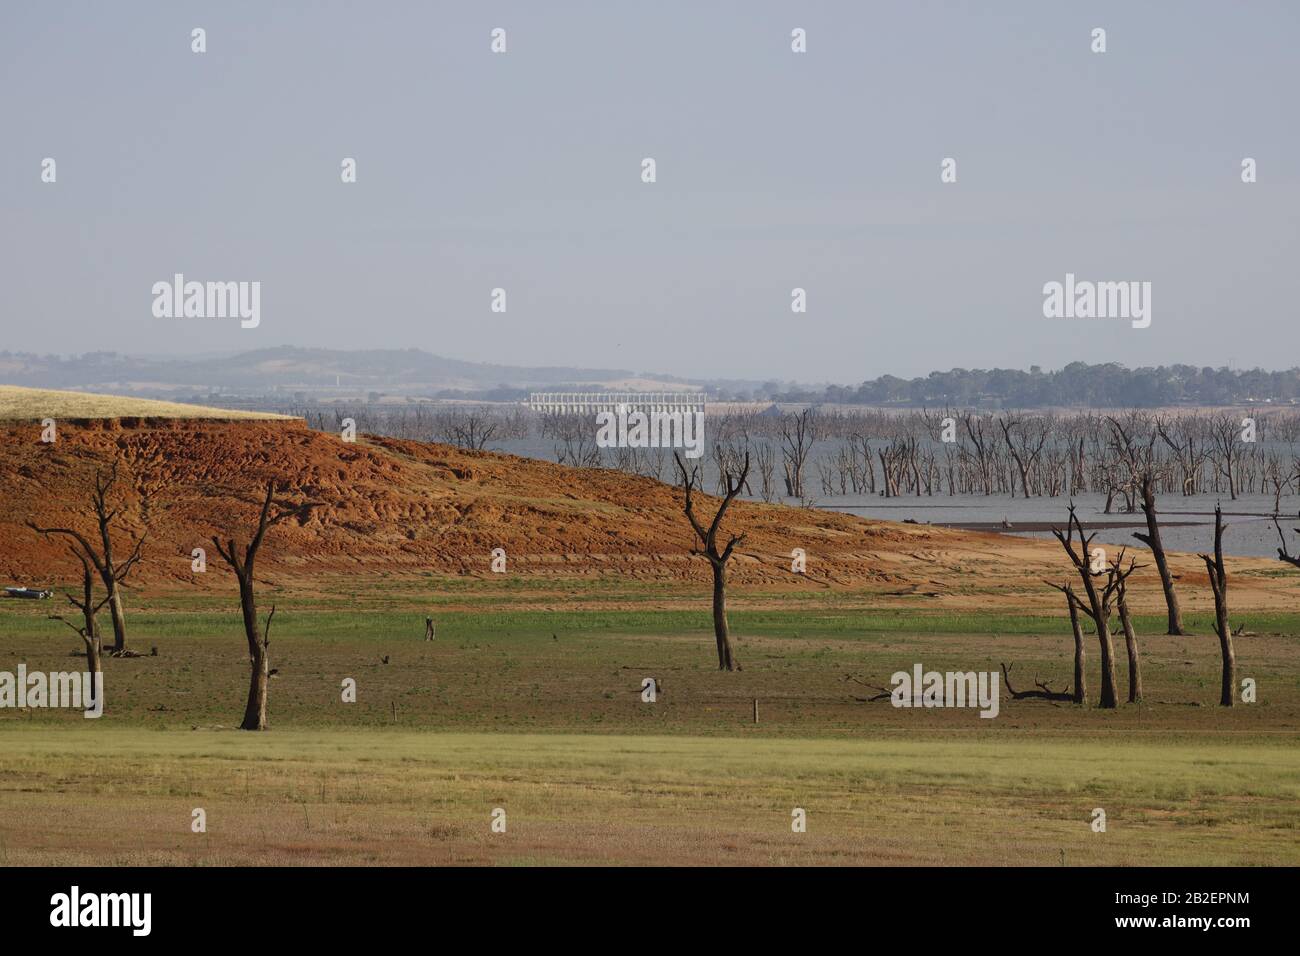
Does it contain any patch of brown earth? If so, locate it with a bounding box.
[0,420,1295,610]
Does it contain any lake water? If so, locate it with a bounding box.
[479,437,1297,560]
[806,492,1293,559]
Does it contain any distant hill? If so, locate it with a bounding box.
[0,347,702,399]
[8,351,1297,409]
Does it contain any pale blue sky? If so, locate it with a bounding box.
[2,1,1296,381]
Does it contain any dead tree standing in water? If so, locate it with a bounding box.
[212,481,318,730]
[675,451,750,671]
[1198,504,1236,707]
[999,415,1050,498]
[779,410,816,499]
[1207,415,1241,500]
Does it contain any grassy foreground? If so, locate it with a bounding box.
[0,728,1295,866]
[2,594,1297,864]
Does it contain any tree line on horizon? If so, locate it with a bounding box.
[771,362,1300,409]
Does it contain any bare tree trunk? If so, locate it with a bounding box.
[1051,506,1127,709]
[1134,474,1183,635]
[238,578,269,731]
[1094,620,1120,708]
[85,637,103,712]
[1066,589,1087,705]
[675,452,749,673]
[711,561,737,671]
[1213,602,1234,706]
[1117,593,1142,703]
[79,588,104,712]
[244,648,269,730]
[1200,505,1235,707]
[213,481,317,731]
[107,585,127,653]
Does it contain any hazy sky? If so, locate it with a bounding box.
[2,1,1297,383]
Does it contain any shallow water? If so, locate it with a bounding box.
[807,492,1295,559]
[487,438,1296,559]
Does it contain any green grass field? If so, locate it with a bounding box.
[2,586,1297,864]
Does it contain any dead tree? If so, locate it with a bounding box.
[1198,504,1235,707]
[1157,415,1208,495]
[48,548,106,711]
[1274,513,1300,573]
[1045,580,1088,704]
[211,481,318,730]
[962,413,996,495]
[779,409,816,499]
[1051,505,1126,708]
[1207,415,1240,500]
[753,440,777,503]
[1106,414,1180,634]
[1110,552,1146,703]
[999,663,1073,702]
[1132,472,1183,635]
[27,463,146,653]
[675,451,750,671]
[999,415,1050,498]
[434,408,500,450]
[843,675,893,702]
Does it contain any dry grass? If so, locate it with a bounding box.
[0,385,293,422]
[0,729,1294,866]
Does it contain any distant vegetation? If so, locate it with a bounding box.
[774,363,1300,409]
[7,351,1300,410]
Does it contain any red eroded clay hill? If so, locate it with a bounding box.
[0,418,1212,605]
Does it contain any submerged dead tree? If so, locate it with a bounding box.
[27,463,146,653]
[779,410,817,499]
[1199,504,1236,707]
[675,451,750,671]
[212,481,318,730]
